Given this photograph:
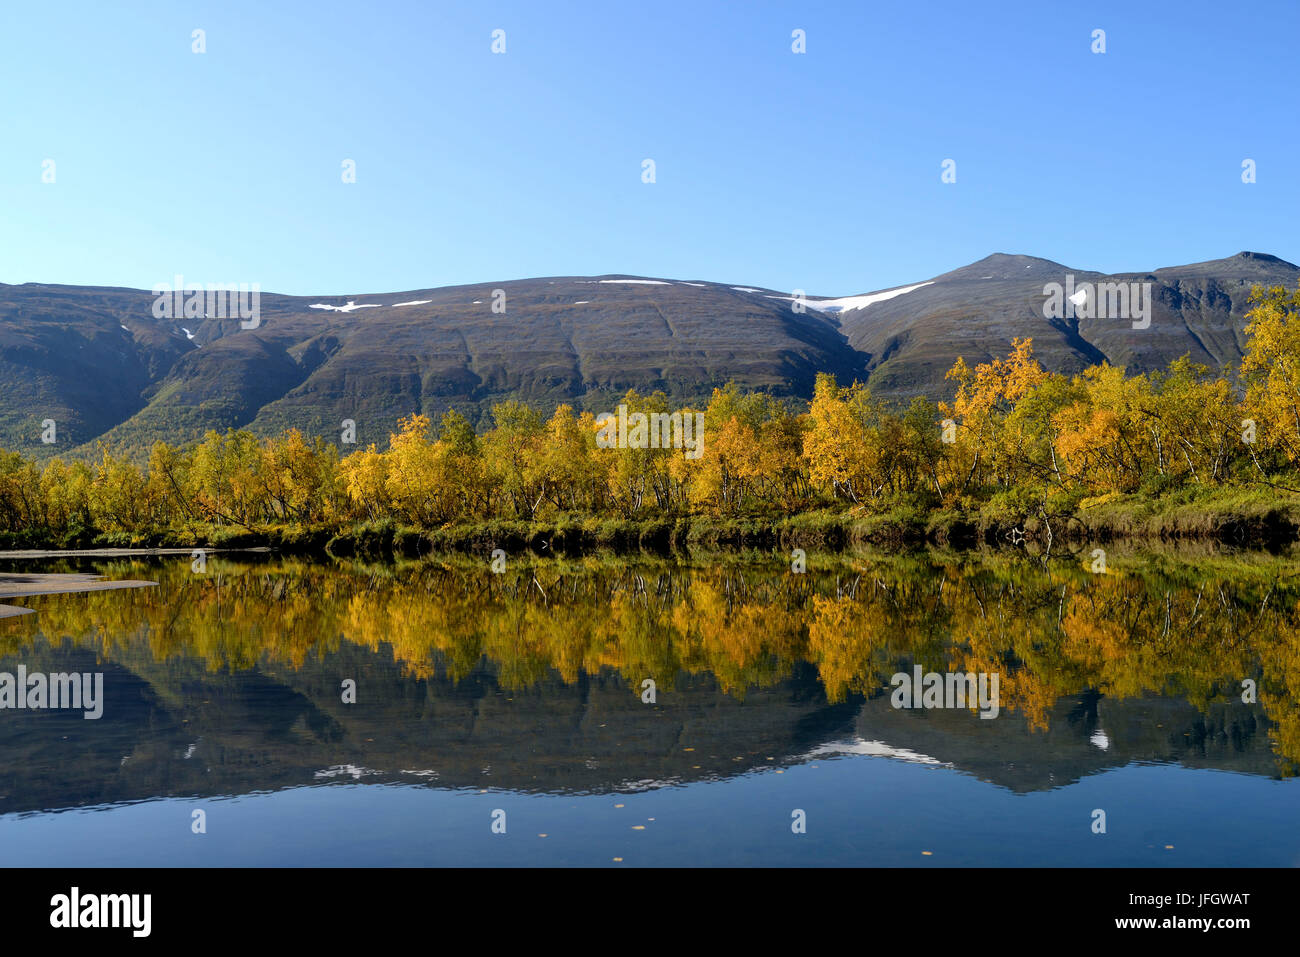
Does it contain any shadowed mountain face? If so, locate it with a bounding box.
[1,252,1295,454]
[834,251,1299,397]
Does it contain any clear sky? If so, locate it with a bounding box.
[2,0,1296,297]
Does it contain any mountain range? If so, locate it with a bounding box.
[2,250,1295,456]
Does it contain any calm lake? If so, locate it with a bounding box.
[1,550,1297,867]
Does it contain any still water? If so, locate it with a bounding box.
[0,550,1296,866]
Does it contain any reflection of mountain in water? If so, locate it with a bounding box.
[833,690,1277,792]
[0,638,1283,815]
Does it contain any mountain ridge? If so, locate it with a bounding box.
[1,251,1296,456]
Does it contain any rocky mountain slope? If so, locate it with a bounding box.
[0,251,1294,455]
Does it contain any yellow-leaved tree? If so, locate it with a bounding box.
[941,338,1048,495]
[1242,283,1300,466]
[802,373,874,504]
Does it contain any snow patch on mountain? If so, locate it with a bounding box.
[802,281,934,314]
[309,301,382,313]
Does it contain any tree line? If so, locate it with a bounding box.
[2,284,1299,539]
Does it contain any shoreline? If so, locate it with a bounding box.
[1,497,1296,561]
[0,571,157,617]
[0,547,272,559]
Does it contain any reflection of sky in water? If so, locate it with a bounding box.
[1,761,1296,867]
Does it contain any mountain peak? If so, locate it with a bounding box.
[934,253,1074,282]
[1151,251,1299,278]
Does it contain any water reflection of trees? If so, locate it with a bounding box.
[3,554,1296,773]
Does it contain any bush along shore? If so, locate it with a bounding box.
[4,283,1300,560]
[3,489,1298,561]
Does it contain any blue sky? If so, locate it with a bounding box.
[2,0,1296,296]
